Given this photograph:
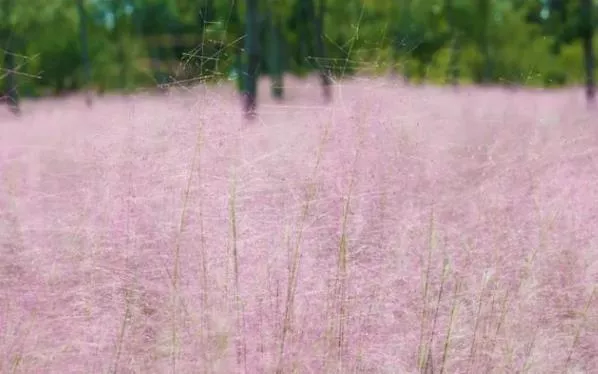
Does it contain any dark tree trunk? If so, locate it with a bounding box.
[199,0,214,28]
[111,0,127,90]
[583,35,595,101]
[244,0,260,118]
[76,0,93,106]
[299,0,307,69]
[314,0,332,101]
[581,0,595,102]
[269,13,284,100]
[478,0,492,83]
[297,0,314,72]
[230,0,244,93]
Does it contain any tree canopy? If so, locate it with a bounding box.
[1,0,597,101]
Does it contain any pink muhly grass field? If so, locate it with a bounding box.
[1,77,597,373]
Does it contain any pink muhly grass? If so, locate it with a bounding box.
[0,76,597,373]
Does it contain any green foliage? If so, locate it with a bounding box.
[2,0,598,98]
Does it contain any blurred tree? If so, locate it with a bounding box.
[392,0,420,82]
[475,0,492,83]
[2,0,19,114]
[298,0,311,72]
[268,6,285,99]
[244,0,260,118]
[137,0,178,90]
[524,0,595,94]
[76,0,93,105]
[415,2,450,82]
[314,0,331,100]
[0,0,597,104]
[580,0,594,101]
[444,0,461,85]
[230,0,244,92]
[198,0,215,29]
[110,0,130,89]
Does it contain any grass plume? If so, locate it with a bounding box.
[1,77,596,372]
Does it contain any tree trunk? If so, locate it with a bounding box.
[444,0,460,86]
[230,0,244,93]
[244,0,260,118]
[314,0,331,101]
[583,35,595,101]
[76,0,93,106]
[269,13,284,100]
[581,0,595,102]
[298,0,314,72]
[111,0,127,90]
[199,0,214,28]
[478,0,491,83]
[149,46,167,91]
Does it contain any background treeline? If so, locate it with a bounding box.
[1,0,598,110]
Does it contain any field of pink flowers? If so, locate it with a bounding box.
[1,77,597,373]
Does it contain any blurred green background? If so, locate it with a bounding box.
[1,0,597,102]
